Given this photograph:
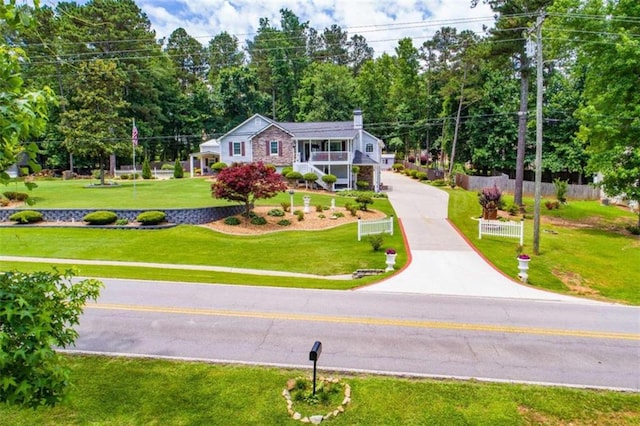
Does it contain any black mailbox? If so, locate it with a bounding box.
[309,341,322,361]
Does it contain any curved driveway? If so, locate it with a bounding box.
[361,171,601,303]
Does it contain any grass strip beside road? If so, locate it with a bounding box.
[2,355,638,425]
[0,260,374,290]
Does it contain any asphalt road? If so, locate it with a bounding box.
[71,278,640,391]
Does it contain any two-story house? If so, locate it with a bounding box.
[193,110,385,192]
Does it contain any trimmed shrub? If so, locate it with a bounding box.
[321,174,337,190]
[286,171,303,186]
[142,157,152,179]
[356,180,369,190]
[355,195,374,211]
[281,202,291,212]
[120,174,130,180]
[416,172,428,181]
[211,162,227,173]
[0,197,9,207]
[392,163,404,172]
[161,163,174,170]
[9,210,43,224]
[316,204,324,212]
[136,210,166,225]
[250,216,267,225]
[173,160,184,179]
[224,216,241,225]
[303,172,318,188]
[281,166,293,177]
[277,219,291,226]
[115,219,129,226]
[333,211,345,218]
[83,211,117,225]
[3,191,29,201]
[295,211,304,221]
[267,208,285,217]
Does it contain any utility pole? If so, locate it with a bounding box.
[533,12,545,255]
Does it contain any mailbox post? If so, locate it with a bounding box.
[309,341,322,395]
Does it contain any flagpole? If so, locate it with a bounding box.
[132,118,137,199]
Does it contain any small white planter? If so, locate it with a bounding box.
[517,257,530,283]
[385,254,397,272]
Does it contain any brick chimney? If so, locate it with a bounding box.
[353,109,362,130]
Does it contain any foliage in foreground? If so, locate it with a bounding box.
[0,271,102,407]
[1,355,638,425]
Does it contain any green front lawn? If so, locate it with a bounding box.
[2,355,638,425]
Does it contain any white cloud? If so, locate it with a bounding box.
[49,0,495,54]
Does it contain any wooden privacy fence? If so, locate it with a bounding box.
[358,216,394,241]
[478,219,524,245]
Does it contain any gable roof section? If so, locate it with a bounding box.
[218,113,275,141]
[280,121,358,140]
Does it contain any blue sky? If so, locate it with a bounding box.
[37,0,494,55]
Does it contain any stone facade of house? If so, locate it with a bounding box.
[252,126,294,166]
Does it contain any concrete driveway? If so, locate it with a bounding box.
[359,171,604,304]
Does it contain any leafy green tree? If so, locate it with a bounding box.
[211,162,287,217]
[550,0,640,225]
[294,62,358,121]
[355,54,396,145]
[0,1,54,186]
[247,9,311,121]
[207,31,245,82]
[213,66,271,131]
[166,28,206,89]
[59,59,129,185]
[0,270,102,407]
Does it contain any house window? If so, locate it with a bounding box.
[270,140,279,156]
[232,142,242,156]
[366,143,374,153]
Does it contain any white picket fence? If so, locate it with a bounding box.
[358,216,394,241]
[478,219,524,245]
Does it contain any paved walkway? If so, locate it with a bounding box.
[358,171,601,304]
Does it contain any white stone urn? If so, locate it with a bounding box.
[517,255,531,283]
[385,250,397,272]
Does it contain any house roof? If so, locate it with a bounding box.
[279,121,360,140]
[353,150,379,165]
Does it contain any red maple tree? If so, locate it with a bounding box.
[211,162,287,217]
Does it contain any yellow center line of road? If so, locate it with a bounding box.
[86,303,640,341]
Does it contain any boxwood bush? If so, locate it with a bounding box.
[224,216,241,225]
[9,210,43,224]
[136,211,166,225]
[3,191,29,201]
[83,211,118,225]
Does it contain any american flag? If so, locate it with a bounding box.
[132,122,138,146]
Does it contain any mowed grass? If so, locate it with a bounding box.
[7,178,222,208]
[0,179,404,286]
[445,187,640,304]
[1,355,638,425]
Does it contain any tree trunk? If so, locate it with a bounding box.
[515,50,529,208]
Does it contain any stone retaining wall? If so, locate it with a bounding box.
[0,205,246,225]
